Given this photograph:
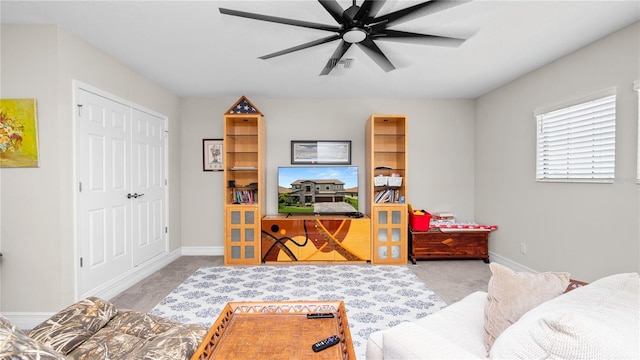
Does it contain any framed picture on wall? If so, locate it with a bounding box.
[203,138,223,171]
[291,140,351,165]
[0,98,40,168]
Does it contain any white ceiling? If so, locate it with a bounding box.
[2,1,639,99]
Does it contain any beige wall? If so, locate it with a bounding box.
[475,22,640,281]
[178,98,476,249]
[0,25,181,312]
[1,25,61,313]
[2,20,637,315]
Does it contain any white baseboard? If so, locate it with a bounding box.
[81,248,183,300]
[489,251,539,273]
[0,312,55,331]
[1,248,223,328]
[2,249,183,329]
[181,246,224,256]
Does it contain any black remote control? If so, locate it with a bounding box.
[306,313,334,319]
[312,335,340,352]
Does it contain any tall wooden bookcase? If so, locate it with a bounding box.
[223,97,265,265]
[366,115,408,265]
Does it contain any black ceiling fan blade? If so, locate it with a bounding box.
[320,40,353,76]
[318,0,345,25]
[354,0,386,22]
[259,34,342,60]
[357,38,395,72]
[373,0,471,27]
[373,29,465,47]
[219,8,340,32]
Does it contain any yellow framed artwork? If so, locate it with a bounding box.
[0,98,39,167]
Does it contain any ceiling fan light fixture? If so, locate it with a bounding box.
[220,0,471,75]
[342,28,367,43]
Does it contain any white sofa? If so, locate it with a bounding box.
[366,271,639,359]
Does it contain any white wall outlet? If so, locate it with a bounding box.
[520,243,527,254]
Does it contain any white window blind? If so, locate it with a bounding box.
[536,94,616,183]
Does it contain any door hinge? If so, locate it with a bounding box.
[77,104,83,116]
[78,182,83,192]
[165,227,168,234]
[80,257,83,267]
[165,179,168,186]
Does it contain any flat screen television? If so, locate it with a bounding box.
[278,166,359,214]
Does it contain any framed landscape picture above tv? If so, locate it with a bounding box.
[291,140,351,165]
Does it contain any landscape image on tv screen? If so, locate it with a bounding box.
[278,166,359,214]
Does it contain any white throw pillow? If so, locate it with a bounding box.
[483,262,570,350]
[490,272,640,359]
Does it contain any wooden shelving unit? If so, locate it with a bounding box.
[366,115,408,265]
[223,97,265,265]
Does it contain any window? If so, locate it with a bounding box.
[535,91,616,183]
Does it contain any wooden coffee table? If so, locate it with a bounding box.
[191,300,355,360]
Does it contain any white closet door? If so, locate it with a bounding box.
[76,86,167,296]
[77,89,132,295]
[131,109,167,266]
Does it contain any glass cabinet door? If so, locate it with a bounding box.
[225,206,260,265]
[372,206,407,264]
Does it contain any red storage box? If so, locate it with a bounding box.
[409,211,432,231]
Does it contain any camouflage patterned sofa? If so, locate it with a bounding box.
[0,297,207,360]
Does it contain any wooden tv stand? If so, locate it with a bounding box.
[409,228,491,264]
[261,214,371,263]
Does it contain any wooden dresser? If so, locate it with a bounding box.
[409,229,491,264]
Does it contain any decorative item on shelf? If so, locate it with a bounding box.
[202,138,223,171]
[225,95,262,115]
[374,175,388,186]
[387,176,403,187]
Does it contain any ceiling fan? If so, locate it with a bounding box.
[219,0,470,76]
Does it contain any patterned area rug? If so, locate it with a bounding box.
[150,265,447,359]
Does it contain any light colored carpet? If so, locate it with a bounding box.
[111,256,224,312]
[149,264,447,360]
[109,256,491,313]
[407,259,492,304]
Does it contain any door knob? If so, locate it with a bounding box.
[127,193,145,199]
